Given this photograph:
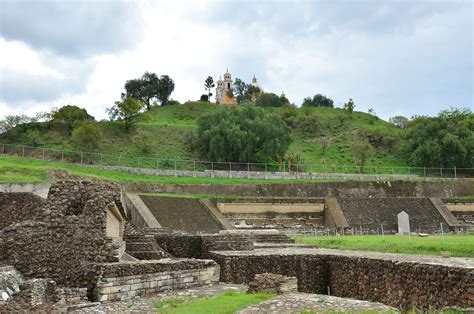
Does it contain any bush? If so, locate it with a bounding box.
[255,93,289,107]
[200,94,209,102]
[301,94,334,108]
[71,122,102,151]
[196,104,292,162]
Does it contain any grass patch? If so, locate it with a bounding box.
[0,155,363,184]
[294,235,474,257]
[154,290,275,314]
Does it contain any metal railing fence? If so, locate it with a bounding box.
[1,143,473,178]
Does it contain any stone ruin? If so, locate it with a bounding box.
[1,180,473,311]
[0,181,219,311]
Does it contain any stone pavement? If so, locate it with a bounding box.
[238,292,399,313]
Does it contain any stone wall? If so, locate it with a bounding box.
[93,259,219,302]
[210,250,473,310]
[154,233,253,259]
[337,197,448,234]
[0,192,46,229]
[1,181,122,289]
[139,195,224,233]
[124,180,474,198]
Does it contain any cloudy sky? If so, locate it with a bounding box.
[0,0,472,120]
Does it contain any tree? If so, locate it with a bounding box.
[200,94,209,102]
[0,114,31,133]
[71,122,102,151]
[124,72,175,110]
[196,104,292,162]
[302,94,334,107]
[255,93,288,107]
[52,105,94,133]
[204,76,215,103]
[232,78,261,103]
[106,97,144,131]
[157,75,175,105]
[350,140,374,173]
[317,138,331,155]
[368,108,377,124]
[403,108,473,168]
[232,78,247,103]
[343,98,355,115]
[389,115,409,129]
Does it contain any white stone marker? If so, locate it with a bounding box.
[397,211,410,234]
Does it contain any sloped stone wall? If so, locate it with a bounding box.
[1,181,122,289]
[0,192,46,229]
[337,198,447,234]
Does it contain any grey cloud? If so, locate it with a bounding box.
[0,0,143,57]
[0,64,92,105]
[205,1,466,39]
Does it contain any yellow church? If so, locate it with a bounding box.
[215,69,262,105]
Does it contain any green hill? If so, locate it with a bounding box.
[0,102,407,168]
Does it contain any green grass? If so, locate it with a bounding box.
[0,155,361,184]
[294,235,474,257]
[0,102,409,168]
[154,290,275,314]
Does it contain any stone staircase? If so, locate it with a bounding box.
[123,223,169,260]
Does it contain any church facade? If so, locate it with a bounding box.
[215,69,263,105]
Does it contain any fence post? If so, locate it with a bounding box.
[22,146,25,157]
[61,150,64,162]
[440,168,443,178]
[454,166,457,179]
[194,160,196,177]
[1,144,4,154]
[42,148,45,160]
[100,154,103,166]
[423,167,426,177]
[80,152,83,165]
[174,159,177,176]
[137,157,140,168]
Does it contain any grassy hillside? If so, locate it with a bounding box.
[0,102,407,167]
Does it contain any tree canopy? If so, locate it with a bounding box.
[52,105,94,133]
[402,108,473,168]
[302,94,334,108]
[232,78,261,103]
[255,92,289,107]
[106,97,144,131]
[124,72,175,110]
[196,104,292,162]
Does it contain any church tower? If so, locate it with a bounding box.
[216,68,237,104]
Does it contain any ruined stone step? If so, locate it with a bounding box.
[126,251,164,260]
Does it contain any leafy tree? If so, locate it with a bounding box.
[232,78,247,103]
[71,122,102,151]
[302,94,334,107]
[204,76,215,103]
[232,78,261,103]
[106,97,144,131]
[350,140,375,173]
[0,114,31,133]
[403,108,473,168]
[255,93,288,107]
[125,72,175,110]
[200,94,209,102]
[157,75,175,106]
[343,98,355,115]
[25,129,42,147]
[389,115,409,129]
[196,104,292,162]
[52,105,94,133]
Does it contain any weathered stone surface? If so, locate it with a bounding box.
[210,247,474,310]
[1,181,122,289]
[247,273,297,294]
